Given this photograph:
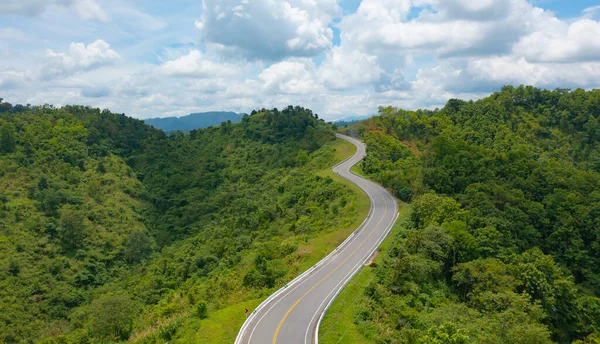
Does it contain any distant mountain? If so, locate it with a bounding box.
[334,115,373,127]
[144,111,243,132]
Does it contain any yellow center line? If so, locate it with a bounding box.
[272,192,388,344]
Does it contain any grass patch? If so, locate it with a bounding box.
[350,164,367,178]
[173,298,263,344]
[318,203,411,344]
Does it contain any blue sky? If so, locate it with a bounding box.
[1,0,600,120]
[539,0,598,16]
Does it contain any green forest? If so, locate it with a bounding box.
[2,85,600,344]
[324,86,600,343]
[0,101,364,343]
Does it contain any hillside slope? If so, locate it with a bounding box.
[0,102,363,343]
[325,86,600,344]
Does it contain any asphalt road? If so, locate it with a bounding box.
[235,134,399,344]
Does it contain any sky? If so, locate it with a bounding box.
[1,0,600,121]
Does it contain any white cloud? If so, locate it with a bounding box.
[423,0,512,21]
[138,93,172,107]
[466,56,600,88]
[0,28,28,41]
[322,0,600,112]
[321,93,376,117]
[72,0,108,21]
[113,73,152,97]
[111,6,167,32]
[81,85,110,98]
[338,0,543,57]
[259,60,323,94]
[405,56,600,101]
[0,0,108,21]
[224,79,261,98]
[318,47,384,90]
[514,19,600,63]
[0,0,56,16]
[0,71,31,90]
[158,50,241,78]
[41,40,121,79]
[195,0,337,60]
[583,6,600,18]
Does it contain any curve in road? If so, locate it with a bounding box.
[235,134,399,344]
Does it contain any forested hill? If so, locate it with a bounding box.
[144,111,242,133]
[0,102,361,343]
[338,86,600,343]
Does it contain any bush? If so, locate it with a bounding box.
[396,186,413,202]
[196,301,208,319]
[89,294,137,341]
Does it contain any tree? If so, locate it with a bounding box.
[396,186,413,202]
[196,301,208,319]
[0,123,16,153]
[96,160,106,174]
[8,261,20,276]
[0,98,13,113]
[59,206,86,250]
[419,323,471,344]
[296,149,310,165]
[89,294,137,340]
[123,230,155,264]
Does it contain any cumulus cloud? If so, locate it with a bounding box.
[321,93,378,118]
[259,60,323,94]
[195,0,337,60]
[466,57,600,89]
[406,56,600,102]
[338,0,544,57]
[224,79,262,98]
[158,50,242,78]
[318,47,384,90]
[423,0,512,21]
[514,19,600,63]
[0,0,108,21]
[41,40,121,79]
[0,71,31,90]
[81,85,110,98]
[325,0,600,108]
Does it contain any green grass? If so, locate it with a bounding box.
[350,164,367,178]
[177,298,264,344]
[318,203,412,344]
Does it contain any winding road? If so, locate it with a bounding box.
[235,134,399,344]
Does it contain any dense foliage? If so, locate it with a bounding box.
[0,101,360,343]
[341,86,600,343]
